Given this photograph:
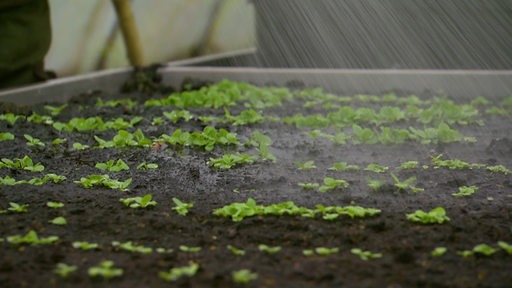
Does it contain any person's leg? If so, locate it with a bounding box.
[0,0,52,90]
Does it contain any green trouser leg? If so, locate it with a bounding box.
[0,0,52,90]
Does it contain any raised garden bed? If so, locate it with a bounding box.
[1,67,512,287]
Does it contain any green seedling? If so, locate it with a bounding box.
[398,161,419,170]
[452,185,478,197]
[486,164,511,175]
[328,162,359,171]
[302,249,315,256]
[0,113,23,125]
[246,131,276,161]
[51,138,67,145]
[172,197,193,216]
[366,178,385,191]
[258,244,281,254]
[156,247,174,254]
[88,260,123,279]
[95,129,151,148]
[74,174,132,191]
[432,154,472,170]
[227,245,246,256]
[54,263,77,278]
[0,156,44,172]
[119,194,157,208]
[44,104,68,116]
[298,182,320,190]
[318,177,349,192]
[112,241,152,254]
[350,248,383,260]
[458,244,497,258]
[364,163,389,173]
[163,110,193,123]
[390,173,423,193]
[498,241,512,255]
[406,207,450,224]
[208,153,257,169]
[179,245,201,253]
[136,162,158,170]
[151,117,164,125]
[159,262,199,282]
[225,108,264,125]
[294,160,317,170]
[352,124,378,144]
[26,173,66,185]
[0,176,21,185]
[72,241,99,250]
[27,112,53,125]
[47,201,64,208]
[24,134,45,147]
[232,269,258,284]
[49,216,67,225]
[72,142,89,150]
[7,230,59,245]
[0,132,15,142]
[0,202,28,214]
[315,247,339,256]
[96,98,137,110]
[95,159,129,172]
[431,247,448,257]
[485,106,508,115]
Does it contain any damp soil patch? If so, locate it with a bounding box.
[1,80,511,287]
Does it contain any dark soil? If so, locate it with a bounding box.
[1,79,511,288]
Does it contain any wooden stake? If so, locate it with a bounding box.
[112,0,144,67]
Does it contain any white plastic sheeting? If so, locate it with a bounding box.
[45,0,255,76]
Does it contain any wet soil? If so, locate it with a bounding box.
[0,81,511,288]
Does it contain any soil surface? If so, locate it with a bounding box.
[1,79,511,288]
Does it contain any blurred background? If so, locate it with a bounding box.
[45,0,255,77]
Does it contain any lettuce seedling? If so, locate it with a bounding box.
[258,244,281,254]
[72,142,89,150]
[163,110,193,123]
[431,247,447,257]
[232,269,258,284]
[119,194,157,208]
[397,161,419,170]
[486,164,511,175]
[431,154,473,170]
[452,185,478,197]
[458,244,497,258]
[0,132,15,142]
[390,173,423,193]
[364,163,389,173]
[51,138,67,145]
[294,160,317,170]
[498,241,512,255]
[95,159,129,172]
[328,162,359,171]
[318,177,349,192]
[27,112,53,125]
[27,173,66,185]
[172,197,193,216]
[350,248,383,260]
[74,174,132,191]
[112,241,152,254]
[352,124,378,144]
[0,156,44,172]
[88,260,123,279]
[298,182,319,190]
[227,245,246,256]
[47,201,64,208]
[366,178,385,191]
[7,230,59,245]
[44,104,68,116]
[0,176,21,185]
[24,134,45,147]
[54,263,77,278]
[0,113,23,125]
[315,247,339,256]
[159,262,199,282]
[246,131,276,161]
[406,207,450,224]
[208,153,257,169]
[225,109,264,125]
[179,245,201,253]
[136,162,158,170]
[72,241,99,250]
[0,202,28,214]
[49,216,67,225]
